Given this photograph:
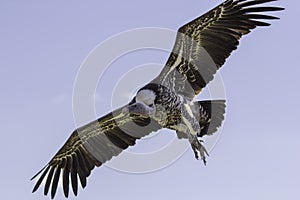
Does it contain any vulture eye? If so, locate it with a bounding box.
[148,103,154,107]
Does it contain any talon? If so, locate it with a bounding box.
[190,137,209,165]
[202,157,207,165]
[192,144,199,160]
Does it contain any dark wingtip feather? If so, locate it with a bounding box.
[274,7,285,11]
[238,0,281,8]
[245,14,280,20]
[51,167,61,199]
[30,164,49,181]
[251,20,271,26]
[243,6,285,13]
[63,167,70,198]
[78,171,87,189]
[71,155,79,196]
[31,165,50,193]
[44,166,55,195]
[71,171,78,196]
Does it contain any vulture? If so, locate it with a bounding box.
[31,0,283,198]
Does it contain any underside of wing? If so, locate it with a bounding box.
[31,105,162,199]
[154,0,284,98]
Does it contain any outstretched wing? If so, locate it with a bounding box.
[31,105,162,199]
[154,0,284,98]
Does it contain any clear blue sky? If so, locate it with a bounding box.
[0,0,299,199]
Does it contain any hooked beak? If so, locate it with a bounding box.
[122,102,155,117]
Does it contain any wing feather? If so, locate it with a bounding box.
[32,165,50,193]
[31,105,161,198]
[155,0,284,98]
[62,166,70,197]
[70,158,78,196]
[44,166,55,195]
[51,167,61,199]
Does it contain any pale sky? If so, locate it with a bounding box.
[0,0,299,200]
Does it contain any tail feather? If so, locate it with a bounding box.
[196,100,226,137]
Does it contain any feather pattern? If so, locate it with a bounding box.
[31,105,161,198]
[31,0,283,198]
[155,0,283,98]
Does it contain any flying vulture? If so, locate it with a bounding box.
[31,0,283,198]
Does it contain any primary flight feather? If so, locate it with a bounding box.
[31,0,284,198]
